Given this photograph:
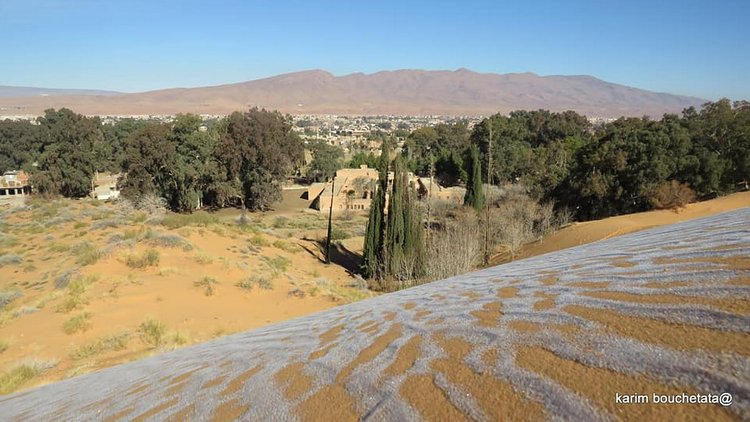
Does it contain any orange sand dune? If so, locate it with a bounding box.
[517,191,750,261]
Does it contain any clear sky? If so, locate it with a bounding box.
[1,0,748,99]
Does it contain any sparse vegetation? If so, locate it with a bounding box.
[249,233,269,247]
[56,275,97,313]
[261,255,291,275]
[71,333,129,360]
[125,248,160,269]
[137,317,166,348]
[194,252,214,265]
[236,274,273,291]
[272,239,300,253]
[62,312,93,334]
[0,340,8,353]
[0,254,22,267]
[160,212,219,229]
[195,277,219,296]
[71,241,101,266]
[146,233,192,250]
[0,289,22,310]
[0,360,58,395]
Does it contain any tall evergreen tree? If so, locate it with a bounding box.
[361,139,391,279]
[464,144,485,211]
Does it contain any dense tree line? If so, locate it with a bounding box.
[403,99,749,220]
[0,107,303,211]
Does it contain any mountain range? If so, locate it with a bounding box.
[0,69,706,117]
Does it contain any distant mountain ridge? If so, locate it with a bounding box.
[0,69,706,117]
[0,86,120,98]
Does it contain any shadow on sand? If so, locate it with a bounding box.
[300,239,362,276]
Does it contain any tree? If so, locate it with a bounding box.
[463,144,485,211]
[215,108,304,210]
[306,140,343,182]
[361,140,425,288]
[0,119,40,174]
[361,140,391,280]
[119,122,175,200]
[32,108,103,198]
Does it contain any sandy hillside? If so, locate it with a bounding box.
[501,191,750,264]
[0,197,371,394]
[1,208,747,420]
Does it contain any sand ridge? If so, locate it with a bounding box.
[0,208,748,420]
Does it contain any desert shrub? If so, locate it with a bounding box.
[131,212,148,223]
[0,235,19,251]
[54,269,78,289]
[288,288,306,298]
[330,227,351,241]
[62,312,92,334]
[0,254,22,267]
[248,234,269,247]
[272,216,290,228]
[56,275,97,312]
[13,306,39,317]
[194,277,218,296]
[118,194,167,216]
[262,256,291,274]
[49,242,71,253]
[138,317,166,348]
[236,274,273,291]
[0,340,7,353]
[71,241,101,266]
[272,239,300,253]
[71,333,129,360]
[126,249,160,269]
[0,363,43,395]
[147,234,192,250]
[161,212,219,229]
[0,290,22,310]
[425,210,482,281]
[649,180,697,210]
[171,331,189,346]
[90,219,123,230]
[194,253,214,265]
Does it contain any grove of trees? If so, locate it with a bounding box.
[0,107,304,212]
[402,99,750,221]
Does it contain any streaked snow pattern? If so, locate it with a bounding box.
[1,208,748,421]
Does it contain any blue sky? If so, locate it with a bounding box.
[1,0,747,99]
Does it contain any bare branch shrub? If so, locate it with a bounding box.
[649,180,696,210]
[424,209,481,281]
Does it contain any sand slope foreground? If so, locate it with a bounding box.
[1,209,749,421]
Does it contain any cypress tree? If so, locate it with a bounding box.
[464,144,485,212]
[361,139,391,279]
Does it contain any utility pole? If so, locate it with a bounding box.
[426,151,434,242]
[325,177,336,264]
[484,120,493,265]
